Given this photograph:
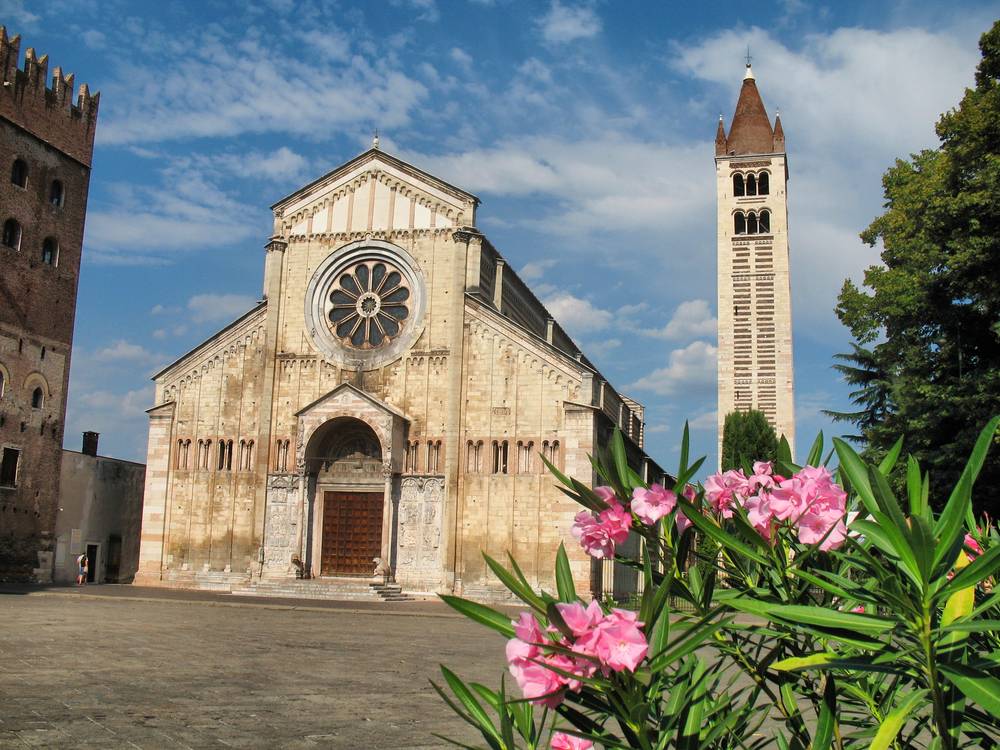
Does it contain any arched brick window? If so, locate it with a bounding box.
[734,213,746,235]
[757,171,769,195]
[745,173,757,196]
[732,173,745,197]
[758,209,771,234]
[42,237,58,266]
[50,180,64,207]
[3,219,21,250]
[31,387,44,409]
[10,159,27,188]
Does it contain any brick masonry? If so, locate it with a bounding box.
[0,27,98,580]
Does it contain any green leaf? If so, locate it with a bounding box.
[934,416,1000,560]
[610,429,633,491]
[813,676,837,750]
[806,431,825,467]
[939,664,1000,716]
[937,544,1000,600]
[726,598,895,634]
[554,543,576,603]
[483,553,547,612]
[870,689,928,750]
[439,595,515,638]
[676,499,768,564]
[679,421,690,476]
[441,667,503,744]
[906,454,925,517]
[833,438,879,516]
[877,435,904,476]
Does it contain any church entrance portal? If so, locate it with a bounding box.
[302,415,392,578]
[321,491,384,575]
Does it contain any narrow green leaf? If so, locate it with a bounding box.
[934,416,1000,554]
[806,431,824,467]
[677,499,768,564]
[439,595,515,637]
[833,438,879,516]
[877,435,904,476]
[906,454,924,516]
[483,553,547,611]
[610,429,632,491]
[937,544,1000,600]
[554,543,576,603]
[939,664,1000,716]
[870,690,927,750]
[679,421,690,476]
[726,598,895,634]
[813,676,837,750]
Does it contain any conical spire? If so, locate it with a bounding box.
[724,63,774,155]
[772,110,785,152]
[715,115,727,156]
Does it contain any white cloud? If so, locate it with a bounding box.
[629,340,718,397]
[3,1,39,27]
[411,138,711,235]
[450,47,473,70]
[81,30,106,49]
[213,147,308,182]
[688,410,718,431]
[519,259,556,281]
[94,340,162,365]
[541,291,612,335]
[98,29,428,145]
[645,299,717,340]
[391,0,440,22]
[187,293,258,323]
[538,1,601,44]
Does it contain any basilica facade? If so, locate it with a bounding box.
[136,147,663,598]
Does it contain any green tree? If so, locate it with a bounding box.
[720,409,778,470]
[821,343,895,441]
[835,20,1000,513]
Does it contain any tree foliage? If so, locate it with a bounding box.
[834,21,1000,513]
[720,409,778,470]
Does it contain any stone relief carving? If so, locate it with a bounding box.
[397,476,444,572]
[263,474,302,571]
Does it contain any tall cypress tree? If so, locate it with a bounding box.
[721,410,779,471]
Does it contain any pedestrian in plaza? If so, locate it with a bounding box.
[76,553,88,586]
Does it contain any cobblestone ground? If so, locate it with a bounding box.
[0,587,511,749]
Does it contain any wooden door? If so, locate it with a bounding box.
[321,491,384,575]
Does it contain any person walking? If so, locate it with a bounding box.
[76,553,88,586]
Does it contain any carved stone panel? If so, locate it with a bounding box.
[263,473,302,574]
[397,476,444,574]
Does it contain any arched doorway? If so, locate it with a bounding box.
[305,417,386,576]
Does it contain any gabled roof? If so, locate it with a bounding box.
[270,148,480,213]
[723,65,776,156]
[151,301,267,380]
[294,381,410,421]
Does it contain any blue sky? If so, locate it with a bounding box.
[4,0,996,471]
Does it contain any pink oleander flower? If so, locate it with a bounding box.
[551,731,594,750]
[555,601,605,637]
[964,533,983,558]
[704,469,750,518]
[753,460,774,476]
[511,658,565,707]
[586,609,648,673]
[631,483,677,525]
[743,492,774,540]
[571,490,632,559]
[850,605,866,613]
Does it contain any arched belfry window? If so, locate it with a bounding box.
[42,237,58,266]
[758,172,769,195]
[734,213,746,235]
[745,173,757,196]
[732,173,745,197]
[758,210,771,234]
[3,219,21,250]
[746,212,759,235]
[10,159,27,188]
[31,387,44,409]
[50,180,65,207]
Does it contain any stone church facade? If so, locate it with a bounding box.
[715,63,796,457]
[136,148,663,598]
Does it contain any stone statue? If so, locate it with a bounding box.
[373,556,393,583]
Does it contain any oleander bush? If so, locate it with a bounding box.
[433,416,1000,749]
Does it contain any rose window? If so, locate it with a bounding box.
[326,260,410,349]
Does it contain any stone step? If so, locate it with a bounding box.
[231,577,413,603]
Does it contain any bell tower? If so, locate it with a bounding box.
[715,62,795,459]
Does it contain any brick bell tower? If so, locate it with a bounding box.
[0,27,99,580]
[715,60,795,461]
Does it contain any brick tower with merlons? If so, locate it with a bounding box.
[715,61,795,461]
[0,26,99,580]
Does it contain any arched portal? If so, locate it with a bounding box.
[305,417,387,576]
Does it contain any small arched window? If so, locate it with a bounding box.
[10,159,27,188]
[746,212,759,234]
[183,439,191,469]
[175,439,184,469]
[758,210,771,234]
[734,213,746,235]
[492,440,508,474]
[3,219,21,250]
[745,173,757,196]
[757,172,769,195]
[217,441,227,470]
[31,387,44,409]
[245,440,254,470]
[50,180,64,207]
[41,237,58,266]
[732,173,745,197]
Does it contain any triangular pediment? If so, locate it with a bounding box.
[273,149,479,238]
[295,382,409,422]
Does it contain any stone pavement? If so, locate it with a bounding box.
[0,586,512,749]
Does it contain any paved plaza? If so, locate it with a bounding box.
[0,587,511,749]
